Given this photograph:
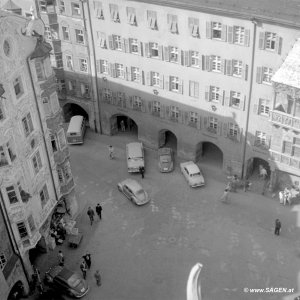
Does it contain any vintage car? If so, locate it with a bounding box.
[180,161,205,188]
[158,147,174,172]
[126,142,145,173]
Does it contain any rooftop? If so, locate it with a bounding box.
[132,0,300,27]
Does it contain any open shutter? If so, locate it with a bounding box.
[226,60,233,76]
[96,60,100,73]
[138,42,143,56]
[108,35,114,50]
[184,112,189,124]
[183,51,190,66]
[206,22,212,39]
[148,101,153,113]
[124,39,130,53]
[253,103,259,114]
[266,134,271,148]
[227,26,233,43]
[224,93,230,106]
[256,67,262,84]
[242,64,248,81]
[110,63,116,78]
[126,67,132,81]
[164,77,170,91]
[128,96,133,108]
[194,82,199,98]
[145,43,151,57]
[221,59,225,74]
[188,18,194,35]
[197,114,201,129]
[221,90,225,106]
[203,117,208,129]
[141,100,146,112]
[178,80,183,94]
[221,25,227,42]
[164,47,170,62]
[160,104,165,118]
[141,71,145,85]
[239,95,245,111]
[217,122,222,135]
[258,32,265,50]
[202,55,211,71]
[223,123,228,137]
[179,49,183,65]
[121,38,126,52]
[165,106,170,119]
[158,46,163,60]
[80,83,85,95]
[204,86,210,101]
[236,128,242,142]
[275,36,282,55]
[178,110,183,123]
[159,74,164,89]
[146,72,151,86]
[244,29,250,46]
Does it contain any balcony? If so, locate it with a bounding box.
[270,150,300,169]
[46,109,63,130]
[60,178,75,196]
[8,204,26,223]
[270,110,300,130]
[54,147,70,165]
[20,231,42,251]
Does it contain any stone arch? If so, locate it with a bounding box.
[195,141,223,168]
[7,280,25,300]
[62,102,89,124]
[109,114,138,136]
[158,129,178,151]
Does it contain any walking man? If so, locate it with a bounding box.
[220,188,230,203]
[120,120,125,132]
[82,252,91,269]
[139,166,145,179]
[94,270,102,286]
[58,250,64,267]
[96,203,102,220]
[108,145,114,159]
[80,260,88,280]
[275,219,281,236]
[87,206,95,226]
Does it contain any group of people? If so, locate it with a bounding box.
[279,188,292,206]
[87,203,102,225]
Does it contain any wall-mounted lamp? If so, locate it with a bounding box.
[102,77,107,82]
[211,105,217,112]
[153,89,159,95]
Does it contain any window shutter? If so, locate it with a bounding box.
[178,110,183,123]
[159,74,164,89]
[203,117,208,128]
[138,42,143,56]
[68,81,73,90]
[205,86,210,101]
[124,39,130,53]
[35,62,44,81]
[80,83,85,95]
[207,56,212,71]
[239,95,245,111]
[96,60,101,73]
[165,106,170,118]
[266,135,271,148]
[197,114,201,129]
[202,55,206,70]
[160,104,165,118]
[223,123,228,137]
[167,14,172,31]
[128,96,133,108]
[108,35,114,50]
[256,67,262,84]
[147,14,152,28]
[227,26,233,43]
[221,59,225,74]
[244,29,250,46]
[145,43,151,57]
[126,67,132,81]
[188,18,194,35]
[194,82,199,98]
[184,112,189,124]
[221,25,227,42]
[141,100,146,112]
[258,32,265,50]
[275,36,282,55]
[237,128,242,142]
[184,51,190,66]
[178,80,183,94]
[222,90,225,105]
[164,47,170,61]
[146,72,151,86]
[110,63,116,78]
[217,122,222,135]
[206,22,212,39]
[164,78,169,91]
[253,103,259,114]
[242,64,248,81]
[158,46,163,60]
[179,50,183,65]
[121,38,126,52]
[148,101,153,113]
[224,94,230,106]
[141,71,145,85]
[226,60,233,76]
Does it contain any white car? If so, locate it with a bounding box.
[117,178,149,205]
[180,161,205,187]
[126,142,145,173]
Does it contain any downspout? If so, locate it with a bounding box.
[0,190,30,287]
[241,19,257,179]
[81,0,102,134]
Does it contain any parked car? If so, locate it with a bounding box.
[44,266,89,298]
[117,178,150,205]
[180,161,205,187]
[126,142,145,172]
[158,147,174,172]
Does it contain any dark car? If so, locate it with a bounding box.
[44,266,89,298]
[158,147,174,172]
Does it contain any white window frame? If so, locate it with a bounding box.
[79,58,88,73]
[265,32,277,50]
[255,131,267,146]
[211,55,221,72]
[153,101,160,113]
[170,76,179,92]
[262,67,273,84]
[212,22,222,39]
[40,184,49,207]
[210,86,221,103]
[232,60,242,77]
[22,113,34,137]
[0,254,7,270]
[209,117,218,130]
[131,67,140,82]
[39,0,47,12]
[169,47,179,63]
[147,10,157,30]
[190,112,198,124]
[59,0,65,13]
[127,7,137,25]
[150,42,159,58]
[99,60,108,74]
[115,63,124,79]
[190,51,200,67]
[32,150,43,175]
[6,185,19,204]
[130,38,139,54]
[13,76,24,99]
[66,55,73,70]
[152,72,160,87]
[170,106,179,119]
[230,91,241,108]
[189,81,199,98]
[113,35,122,51]
[133,96,142,109]
[62,26,69,41]
[103,88,112,102]
[259,99,270,116]
[71,2,81,16]
[17,221,29,239]
[75,29,84,44]
[44,26,51,41]
[233,26,245,45]
[229,123,239,137]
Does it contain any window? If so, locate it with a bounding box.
[13,77,24,99]
[98,59,108,74]
[39,0,47,12]
[150,42,159,58]
[151,72,160,87]
[188,18,199,38]
[71,2,81,16]
[58,129,66,149]
[230,91,241,108]
[170,47,179,63]
[79,58,88,73]
[131,67,140,82]
[129,39,139,54]
[59,0,65,13]
[147,10,157,30]
[110,4,120,22]
[56,79,66,93]
[229,123,238,137]
[153,101,160,113]
[233,26,245,45]
[0,146,8,167]
[55,53,63,68]
[265,32,276,50]
[190,51,200,67]
[103,88,112,102]
[94,1,104,19]
[232,60,242,77]
[133,96,142,109]
[170,76,179,92]
[62,26,69,41]
[259,99,270,116]
[80,83,89,96]
[190,112,198,124]
[0,141,16,167]
[50,134,58,152]
[17,222,28,239]
[6,186,18,204]
[113,35,122,51]
[57,168,64,183]
[209,117,218,132]
[32,150,42,175]
[66,55,73,70]
[6,140,16,162]
[40,184,49,207]
[210,86,221,102]
[28,215,36,232]
[0,103,5,121]
[212,22,222,39]
[211,55,221,72]
[115,63,124,78]
[44,26,51,41]
[127,7,137,25]
[96,32,106,48]
[68,80,76,91]
[256,131,267,147]
[170,106,179,119]
[168,14,178,34]
[22,113,34,137]
[262,67,273,84]
[75,29,84,44]
[189,81,199,98]
[0,254,6,270]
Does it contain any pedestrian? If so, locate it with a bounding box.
[82,252,91,269]
[220,188,230,203]
[139,166,145,179]
[108,145,114,159]
[58,250,64,267]
[80,260,88,279]
[274,219,281,236]
[94,270,102,286]
[120,120,125,132]
[87,206,95,225]
[96,203,102,220]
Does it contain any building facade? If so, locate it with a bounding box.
[34,0,300,190]
[0,11,77,278]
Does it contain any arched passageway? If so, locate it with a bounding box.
[63,103,89,124]
[7,281,25,300]
[158,130,177,152]
[195,142,223,168]
[110,115,138,136]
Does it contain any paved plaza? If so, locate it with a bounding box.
[32,129,300,300]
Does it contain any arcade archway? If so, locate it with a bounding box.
[158,129,177,151]
[7,281,25,300]
[63,103,89,124]
[195,141,223,168]
[109,115,138,136]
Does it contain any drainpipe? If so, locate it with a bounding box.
[241,18,257,179]
[0,190,30,287]
[80,0,102,134]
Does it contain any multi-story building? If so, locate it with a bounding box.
[0,10,77,276]
[34,0,300,191]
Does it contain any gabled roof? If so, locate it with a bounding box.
[2,0,21,10]
[272,38,300,90]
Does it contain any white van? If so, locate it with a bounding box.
[126,142,145,172]
[66,115,86,145]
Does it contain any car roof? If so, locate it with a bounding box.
[122,178,142,192]
[185,162,200,173]
[158,148,172,155]
[126,142,143,157]
[47,266,64,278]
[58,268,74,280]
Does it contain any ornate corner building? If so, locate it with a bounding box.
[0,10,78,288]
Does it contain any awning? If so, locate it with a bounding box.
[272,38,300,90]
